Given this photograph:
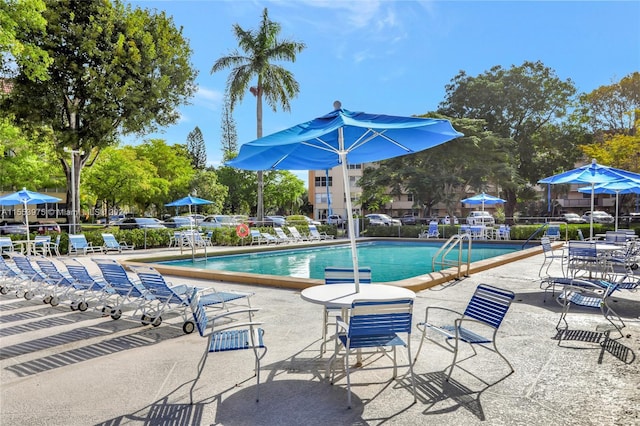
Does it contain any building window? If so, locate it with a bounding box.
[348,164,362,169]
[408,194,413,202]
[315,176,332,187]
[315,193,331,204]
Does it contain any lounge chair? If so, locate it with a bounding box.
[130,265,253,333]
[9,254,53,301]
[0,256,28,295]
[414,284,515,382]
[328,298,417,408]
[274,227,294,243]
[249,229,266,245]
[0,237,16,254]
[545,224,561,241]
[101,233,134,253]
[419,222,439,239]
[35,257,97,310]
[309,224,333,240]
[92,258,152,320]
[187,288,266,404]
[68,234,104,256]
[261,232,279,245]
[287,226,308,242]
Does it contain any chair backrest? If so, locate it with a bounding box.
[69,234,88,249]
[288,226,302,238]
[567,241,597,259]
[250,229,261,238]
[188,288,208,337]
[348,299,414,337]
[12,255,41,277]
[308,225,320,236]
[0,237,14,249]
[92,258,144,297]
[35,258,70,284]
[102,233,120,248]
[546,225,560,237]
[325,266,372,285]
[605,231,627,244]
[541,236,552,254]
[274,228,287,238]
[34,235,51,245]
[462,284,515,330]
[261,232,276,241]
[62,259,101,285]
[53,235,61,245]
[131,266,184,305]
[577,229,584,241]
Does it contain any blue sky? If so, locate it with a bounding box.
[127,0,640,182]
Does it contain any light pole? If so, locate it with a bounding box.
[64,148,81,233]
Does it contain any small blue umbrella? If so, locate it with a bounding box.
[227,102,463,291]
[539,159,640,238]
[0,188,62,244]
[461,192,506,213]
[578,180,640,230]
[165,195,215,260]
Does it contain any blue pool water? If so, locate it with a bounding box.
[162,241,522,282]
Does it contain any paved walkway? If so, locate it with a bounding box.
[1,249,639,425]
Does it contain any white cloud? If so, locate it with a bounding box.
[194,87,224,111]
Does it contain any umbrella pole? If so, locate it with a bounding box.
[338,132,361,292]
[615,191,619,231]
[590,183,595,239]
[23,200,30,247]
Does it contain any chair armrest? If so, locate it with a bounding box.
[335,316,348,333]
[416,306,463,332]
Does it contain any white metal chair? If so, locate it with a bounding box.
[0,237,16,254]
[101,233,134,253]
[328,298,417,409]
[539,236,566,279]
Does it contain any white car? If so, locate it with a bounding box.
[582,211,614,224]
[200,215,237,229]
[440,215,459,225]
[466,211,495,226]
[365,214,401,226]
[327,214,345,226]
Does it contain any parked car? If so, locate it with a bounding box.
[327,214,345,226]
[365,214,401,226]
[628,212,640,223]
[200,215,237,229]
[118,217,167,230]
[466,211,495,226]
[440,215,459,225]
[0,221,28,235]
[301,216,321,226]
[163,216,194,228]
[560,213,587,224]
[36,221,62,233]
[399,214,417,225]
[266,215,286,227]
[582,211,614,224]
[187,214,206,225]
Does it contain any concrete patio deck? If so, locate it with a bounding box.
[1,248,639,425]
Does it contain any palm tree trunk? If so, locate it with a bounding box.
[256,87,264,221]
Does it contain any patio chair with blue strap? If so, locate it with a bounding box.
[130,265,253,333]
[328,298,417,409]
[187,288,266,404]
[10,253,54,301]
[274,227,294,244]
[287,226,309,242]
[101,233,134,253]
[32,236,52,256]
[92,258,153,320]
[555,279,625,341]
[309,224,334,240]
[60,258,114,306]
[0,255,28,295]
[414,284,515,383]
[545,224,561,241]
[249,229,266,245]
[0,237,16,254]
[419,222,439,239]
[261,232,279,245]
[321,266,372,354]
[68,234,104,256]
[35,257,97,310]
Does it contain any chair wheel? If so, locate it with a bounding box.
[141,314,151,325]
[0,286,7,295]
[50,296,60,307]
[111,309,122,320]
[24,291,34,300]
[152,317,162,327]
[43,295,52,304]
[77,301,88,312]
[70,303,78,311]
[182,321,195,334]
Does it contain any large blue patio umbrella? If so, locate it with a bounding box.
[0,188,62,244]
[461,192,506,213]
[578,180,640,231]
[538,159,640,238]
[227,102,463,291]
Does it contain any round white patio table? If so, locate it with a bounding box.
[301,283,416,308]
[301,283,416,367]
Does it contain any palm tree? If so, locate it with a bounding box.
[212,7,305,221]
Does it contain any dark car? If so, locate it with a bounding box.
[118,217,167,230]
[0,221,28,235]
[36,221,62,234]
[400,214,417,225]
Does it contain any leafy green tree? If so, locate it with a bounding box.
[211,7,305,221]
[216,164,257,215]
[220,92,238,160]
[438,61,580,220]
[263,170,306,215]
[3,0,196,226]
[186,126,207,170]
[0,0,52,81]
[189,169,228,216]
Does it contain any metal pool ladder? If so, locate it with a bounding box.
[431,233,472,279]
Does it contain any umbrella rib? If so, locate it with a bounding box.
[347,129,412,154]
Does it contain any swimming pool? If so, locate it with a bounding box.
[160,240,522,282]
